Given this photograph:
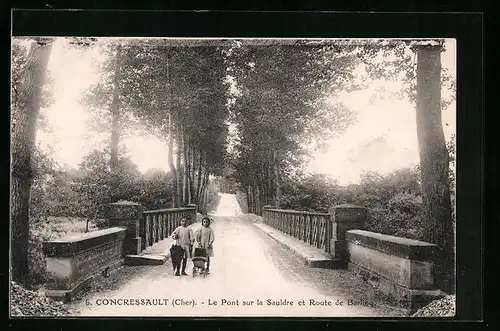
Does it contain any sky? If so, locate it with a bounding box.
[32,38,456,185]
[308,41,456,184]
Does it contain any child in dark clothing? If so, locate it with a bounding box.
[171,216,195,276]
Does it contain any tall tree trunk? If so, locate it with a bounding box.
[252,183,259,215]
[165,53,179,208]
[257,167,266,211]
[196,151,204,202]
[11,39,53,284]
[246,185,252,214]
[249,183,254,213]
[247,185,253,213]
[188,144,195,203]
[109,45,122,174]
[199,171,209,212]
[267,161,273,206]
[109,45,123,202]
[250,184,254,213]
[189,144,194,203]
[256,184,263,216]
[274,150,281,208]
[175,124,183,206]
[167,114,179,207]
[415,43,454,293]
[182,127,188,205]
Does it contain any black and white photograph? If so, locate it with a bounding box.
[10,36,457,318]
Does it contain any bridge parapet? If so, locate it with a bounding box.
[262,204,367,259]
[42,227,127,302]
[262,204,445,311]
[262,206,331,253]
[346,229,445,310]
[42,203,198,302]
[141,205,197,250]
[106,200,197,252]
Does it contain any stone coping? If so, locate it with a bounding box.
[332,204,364,209]
[263,208,329,216]
[254,222,342,269]
[346,230,437,261]
[43,227,127,257]
[109,200,142,206]
[143,207,196,214]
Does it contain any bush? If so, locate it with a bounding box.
[27,229,49,288]
[94,218,109,229]
[206,192,221,214]
[279,167,431,241]
[235,190,248,213]
[11,281,75,316]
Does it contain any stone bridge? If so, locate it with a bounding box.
[42,194,445,317]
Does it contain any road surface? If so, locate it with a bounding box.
[73,194,403,317]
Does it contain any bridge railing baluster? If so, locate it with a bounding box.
[262,207,334,254]
[140,205,198,252]
[141,213,146,250]
[160,213,164,240]
[146,214,151,247]
[154,214,158,243]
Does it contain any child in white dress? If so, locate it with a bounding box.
[195,217,215,273]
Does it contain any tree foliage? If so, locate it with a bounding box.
[226,41,368,214]
[86,40,231,211]
[278,167,425,240]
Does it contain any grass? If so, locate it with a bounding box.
[32,216,100,241]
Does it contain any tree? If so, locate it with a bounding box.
[11,38,54,284]
[73,150,112,224]
[226,41,360,214]
[11,37,99,284]
[113,41,230,209]
[29,145,58,221]
[82,40,144,202]
[298,39,455,292]
[136,169,175,209]
[413,42,454,293]
[73,148,142,226]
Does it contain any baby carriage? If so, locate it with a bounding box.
[192,247,208,278]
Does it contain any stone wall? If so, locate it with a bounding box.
[42,227,127,302]
[346,229,445,311]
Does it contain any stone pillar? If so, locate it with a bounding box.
[329,204,367,262]
[105,200,145,256]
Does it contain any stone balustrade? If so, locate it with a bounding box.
[262,204,367,260]
[141,205,197,250]
[263,206,331,253]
